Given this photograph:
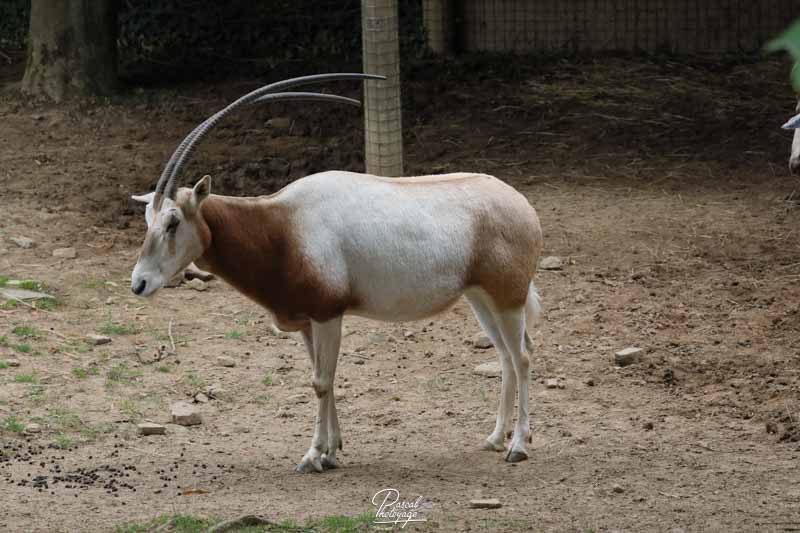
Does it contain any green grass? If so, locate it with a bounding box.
[225,329,244,340]
[98,321,138,336]
[28,385,45,404]
[106,363,142,385]
[14,343,31,353]
[261,372,273,386]
[119,399,143,420]
[12,325,40,338]
[1,416,25,433]
[61,340,91,354]
[0,276,8,287]
[185,372,206,388]
[18,280,41,291]
[14,373,37,384]
[115,512,376,533]
[1,299,17,309]
[37,297,59,311]
[52,433,74,449]
[156,364,174,373]
[0,335,7,347]
[0,361,8,370]
[48,408,82,431]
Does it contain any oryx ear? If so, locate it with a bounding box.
[193,175,211,203]
[131,192,155,204]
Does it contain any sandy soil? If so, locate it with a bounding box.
[1,57,800,532]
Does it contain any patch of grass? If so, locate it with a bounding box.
[225,329,244,340]
[98,321,138,336]
[49,408,82,431]
[82,278,106,289]
[0,276,8,287]
[28,385,46,404]
[12,325,40,338]
[0,361,8,370]
[72,367,88,379]
[52,433,74,449]
[18,280,41,291]
[106,363,142,385]
[261,372,273,386]
[115,515,218,533]
[254,394,271,406]
[119,400,143,421]
[156,364,173,373]
[185,372,206,388]
[37,297,59,311]
[14,373,37,384]
[115,513,376,533]
[61,340,91,354]
[14,343,32,354]
[1,416,25,433]
[1,299,18,309]
[0,335,7,347]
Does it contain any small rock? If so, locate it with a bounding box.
[10,236,35,249]
[539,256,563,270]
[86,334,112,346]
[165,423,188,434]
[766,421,780,434]
[187,278,207,291]
[585,378,595,387]
[473,361,502,378]
[643,421,654,431]
[3,359,20,367]
[105,297,116,305]
[469,499,502,509]
[194,392,210,404]
[26,423,41,434]
[403,330,415,339]
[545,378,560,389]
[0,288,53,301]
[137,422,166,436]
[216,356,236,368]
[611,483,624,494]
[614,347,643,367]
[52,247,77,259]
[473,335,493,349]
[171,401,202,426]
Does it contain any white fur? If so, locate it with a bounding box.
[790,100,800,173]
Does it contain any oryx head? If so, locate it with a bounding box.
[130,72,384,297]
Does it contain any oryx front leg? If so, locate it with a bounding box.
[494,307,532,463]
[296,317,342,473]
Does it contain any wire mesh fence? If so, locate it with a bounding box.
[423,0,800,55]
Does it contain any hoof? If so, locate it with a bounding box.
[505,449,529,463]
[481,439,505,452]
[295,456,323,473]
[321,454,339,469]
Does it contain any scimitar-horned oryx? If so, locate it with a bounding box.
[130,73,543,473]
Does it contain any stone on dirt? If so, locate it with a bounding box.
[3,359,20,367]
[25,423,41,434]
[194,392,210,404]
[473,334,493,349]
[614,347,643,367]
[137,422,166,436]
[469,499,502,509]
[611,483,625,494]
[86,334,112,346]
[473,361,502,378]
[187,278,207,291]
[171,401,202,426]
[539,256,564,270]
[217,356,236,368]
[10,236,35,249]
[52,247,77,259]
[545,378,562,389]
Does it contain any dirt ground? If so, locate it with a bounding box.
[1,55,800,532]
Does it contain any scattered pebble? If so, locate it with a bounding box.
[3,359,20,367]
[585,378,595,387]
[216,356,236,368]
[206,383,226,399]
[469,498,502,509]
[473,334,493,349]
[539,256,563,270]
[611,483,625,494]
[194,393,210,404]
[643,421,654,431]
[187,279,207,291]
[52,247,77,259]
[25,423,41,434]
[137,422,166,436]
[545,378,564,389]
[171,401,202,426]
[86,334,112,346]
[473,361,502,378]
[614,347,643,367]
[10,236,35,249]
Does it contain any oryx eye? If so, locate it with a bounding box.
[165,216,179,234]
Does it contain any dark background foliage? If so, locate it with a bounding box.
[0,0,426,80]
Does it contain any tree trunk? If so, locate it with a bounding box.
[22,0,118,101]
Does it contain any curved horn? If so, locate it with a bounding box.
[153,73,385,203]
